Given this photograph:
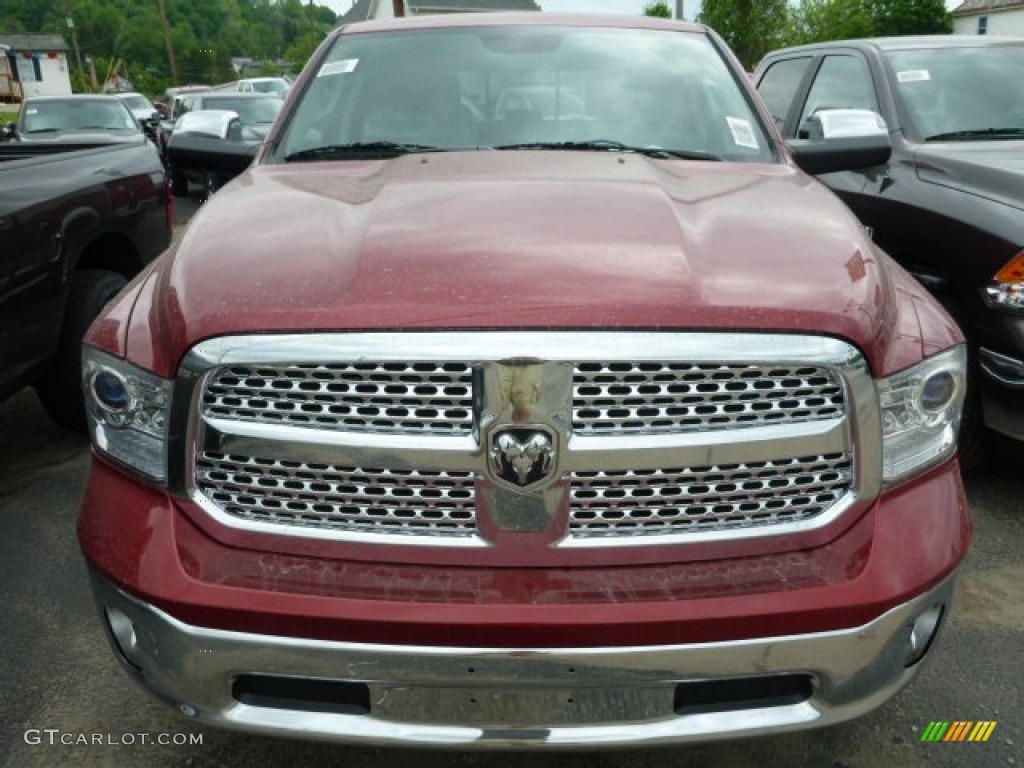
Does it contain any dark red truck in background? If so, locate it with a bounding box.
[79,15,970,747]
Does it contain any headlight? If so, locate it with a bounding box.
[986,251,1024,311]
[83,346,172,484]
[878,346,967,484]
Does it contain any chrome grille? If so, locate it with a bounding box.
[183,332,873,548]
[573,363,844,435]
[195,451,477,535]
[570,453,852,537]
[202,363,474,435]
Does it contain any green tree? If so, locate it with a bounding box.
[2,0,338,97]
[789,0,875,45]
[865,0,951,35]
[698,0,789,70]
[644,2,672,17]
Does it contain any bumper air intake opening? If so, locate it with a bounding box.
[674,674,813,716]
[233,674,371,715]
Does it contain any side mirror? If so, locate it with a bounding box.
[788,134,891,175]
[1,122,15,140]
[788,109,891,175]
[799,108,888,140]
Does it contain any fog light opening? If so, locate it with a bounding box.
[905,604,945,667]
[105,608,140,665]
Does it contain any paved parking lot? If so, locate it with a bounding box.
[0,191,1021,768]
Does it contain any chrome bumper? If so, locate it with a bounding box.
[90,570,955,748]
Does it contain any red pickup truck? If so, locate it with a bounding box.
[79,15,970,747]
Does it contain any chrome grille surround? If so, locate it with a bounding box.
[175,333,881,550]
[573,362,845,435]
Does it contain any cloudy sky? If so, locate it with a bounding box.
[321,0,960,20]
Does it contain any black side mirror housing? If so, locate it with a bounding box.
[787,135,891,176]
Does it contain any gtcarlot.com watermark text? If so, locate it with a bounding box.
[24,729,203,746]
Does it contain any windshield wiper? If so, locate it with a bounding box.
[284,141,445,162]
[25,128,58,134]
[924,128,1024,142]
[494,140,722,161]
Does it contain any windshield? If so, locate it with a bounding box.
[886,44,1024,141]
[203,97,283,124]
[276,25,773,162]
[21,99,138,134]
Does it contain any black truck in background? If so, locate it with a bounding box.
[0,138,171,429]
[755,35,1024,466]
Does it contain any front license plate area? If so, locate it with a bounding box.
[371,684,673,727]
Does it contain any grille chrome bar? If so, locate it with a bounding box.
[565,418,848,473]
[202,417,480,473]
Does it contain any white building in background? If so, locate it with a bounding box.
[0,34,73,100]
[952,0,1024,35]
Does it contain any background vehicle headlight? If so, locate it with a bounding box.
[878,346,967,484]
[986,251,1024,311]
[83,346,171,484]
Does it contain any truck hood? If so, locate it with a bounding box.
[915,140,1024,212]
[146,152,900,373]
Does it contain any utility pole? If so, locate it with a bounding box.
[157,0,179,86]
[676,0,685,20]
[65,16,86,90]
[393,0,406,17]
[309,0,316,54]
[85,56,99,92]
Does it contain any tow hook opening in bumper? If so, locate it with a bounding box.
[233,675,371,716]
[673,674,813,716]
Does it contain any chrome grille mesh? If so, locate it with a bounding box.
[195,451,477,535]
[573,363,844,435]
[202,363,474,435]
[570,453,852,537]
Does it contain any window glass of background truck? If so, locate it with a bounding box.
[886,45,1024,140]
[798,55,878,135]
[756,56,812,130]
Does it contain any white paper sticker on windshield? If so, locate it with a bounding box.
[897,69,931,83]
[25,108,37,114]
[318,58,358,77]
[727,117,758,149]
